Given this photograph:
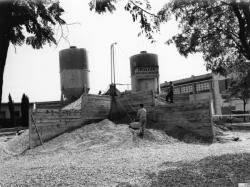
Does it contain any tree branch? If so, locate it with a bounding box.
[129,0,159,18]
[231,2,250,60]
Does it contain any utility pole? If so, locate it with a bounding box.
[110,42,117,84]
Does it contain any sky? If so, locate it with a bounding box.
[2,0,209,103]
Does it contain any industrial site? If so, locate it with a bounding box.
[1,45,250,186]
[2,0,250,186]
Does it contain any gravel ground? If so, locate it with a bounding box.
[1,120,250,186]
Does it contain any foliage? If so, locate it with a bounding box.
[0,0,65,106]
[160,0,250,75]
[89,0,162,42]
[8,93,15,124]
[227,65,250,113]
[1,0,65,49]
[21,94,29,127]
[90,0,250,75]
[89,0,117,14]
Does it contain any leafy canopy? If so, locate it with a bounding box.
[1,0,65,49]
[90,0,250,75]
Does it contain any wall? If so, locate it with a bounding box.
[29,109,82,148]
[189,92,212,103]
[212,74,225,114]
[116,90,155,111]
[147,101,213,142]
[110,90,155,123]
[29,94,111,148]
[114,91,213,142]
[81,94,111,123]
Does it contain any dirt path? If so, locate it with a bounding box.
[1,120,250,186]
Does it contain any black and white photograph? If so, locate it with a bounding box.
[1,0,250,186]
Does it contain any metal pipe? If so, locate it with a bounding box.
[110,44,113,84]
[113,44,116,84]
[110,42,117,84]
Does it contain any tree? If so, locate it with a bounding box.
[160,0,250,75]
[227,64,250,119]
[0,0,65,108]
[8,93,15,125]
[89,0,160,41]
[91,0,250,75]
[21,93,29,127]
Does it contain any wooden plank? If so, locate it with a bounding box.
[33,115,81,120]
[33,109,82,114]
[34,118,81,123]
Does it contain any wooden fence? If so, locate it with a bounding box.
[29,94,111,148]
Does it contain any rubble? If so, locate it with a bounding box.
[62,95,82,110]
[5,130,29,155]
[29,119,177,154]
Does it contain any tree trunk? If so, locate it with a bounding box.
[0,1,12,110]
[0,33,10,109]
[243,99,246,122]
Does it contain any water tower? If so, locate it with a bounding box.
[130,51,159,93]
[59,46,90,101]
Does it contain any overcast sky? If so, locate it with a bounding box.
[2,0,209,103]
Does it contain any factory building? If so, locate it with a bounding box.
[59,46,90,102]
[160,73,250,115]
[130,51,160,93]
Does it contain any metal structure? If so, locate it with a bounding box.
[130,51,160,93]
[110,42,117,85]
[59,46,90,101]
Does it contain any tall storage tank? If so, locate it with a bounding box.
[59,46,90,101]
[130,51,159,93]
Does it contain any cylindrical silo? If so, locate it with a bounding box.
[59,46,90,101]
[130,51,159,93]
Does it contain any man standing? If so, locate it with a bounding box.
[166,81,174,103]
[137,104,147,138]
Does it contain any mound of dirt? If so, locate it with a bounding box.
[0,143,8,161]
[155,98,166,106]
[5,130,29,154]
[62,95,82,110]
[30,119,177,154]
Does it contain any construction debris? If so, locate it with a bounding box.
[28,119,177,154]
[6,130,29,155]
[62,95,82,110]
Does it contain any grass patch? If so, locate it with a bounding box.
[147,153,250,187]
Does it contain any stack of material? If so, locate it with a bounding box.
[29,119,177,154]
[0,130,29,161]
[6,130,29,154]
[62,95,82,110]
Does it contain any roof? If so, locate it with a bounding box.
[161,73,212,88]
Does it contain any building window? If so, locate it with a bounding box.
[174,87,181,94]
[196,82,210,92]
[181,85,193,94]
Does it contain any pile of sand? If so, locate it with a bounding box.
[0,142,8,161]
[62,95,82,110]
[155,97,166,106]
[0,130,29,161]
[30,119,177,154]
[5,130,29,154]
